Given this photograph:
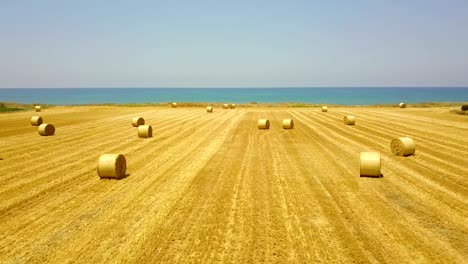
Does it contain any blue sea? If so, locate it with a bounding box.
[0,88,467,105]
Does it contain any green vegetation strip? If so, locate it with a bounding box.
[0,103,23,112]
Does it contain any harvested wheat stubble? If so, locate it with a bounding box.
[321,106,328,112]
[35,105,41,112]
[229,104,236,109]
[344,115,356,125]
[258,119,270,129]
[138,125,153,138]
[282,119,294,129]
[30,116,43,126]
[391,137,415,156]
[131,117,145,127]
[97,154,126,179]
[38,124,55,136]
[222,104,229,109]
[206,106,213,113]
[399,102,407,108]
[360,152,381,177]
[171,102,178,108]
[461,105,468,111]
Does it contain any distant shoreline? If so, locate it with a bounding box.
[1,101,466,109]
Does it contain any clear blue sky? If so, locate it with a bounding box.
[1,0,467,88]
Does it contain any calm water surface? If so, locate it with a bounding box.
[0,88,467,105]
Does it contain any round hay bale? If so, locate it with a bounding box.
[229,104,236,109]
[207,106,213,113]
[282,119,294,129]
[222,104,229,109]
[131,117,145,127]
[360,152,381,177]
[390,137,415,156]
[138,125,153,138]
[30,116,43,126]
[461,105,468,111]
[35,105,41,112]
[321,106,328,112]
[344,115,356,125]
[38,124,55,136]
[399,102,407,108]
[97,154,126,179]
[171,102,178,108]
[258,119,270,129]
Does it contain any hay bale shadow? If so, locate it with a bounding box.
[360,173,384,178]
[99,173,130,180]
[114,173,131,180]
[450,110,468,115]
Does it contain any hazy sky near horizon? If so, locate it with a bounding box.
[1,0,468,88]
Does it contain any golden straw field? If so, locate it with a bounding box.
[0,105,467,263]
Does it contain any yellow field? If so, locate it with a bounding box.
[0,106,467,263]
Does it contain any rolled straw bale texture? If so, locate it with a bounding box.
[321,106,328,112]
[97,154,126,179]
[35,105,41,112]
[229,104,236,109]
[258,119,270,129]
[282,119,294,129]
[38,124,55,136]
[171,102,178,108]
[131,117,145,127]
[360,152,381,177]
[399,102,407,108]
[344,115,356,125]
[138,125,153,138]
[30,116,43,126]
[461,105,468,111]
[222,104,229,109]
[206,106,213,113]
[390,137,415,156]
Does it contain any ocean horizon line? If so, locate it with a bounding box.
[1,86,468,89]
